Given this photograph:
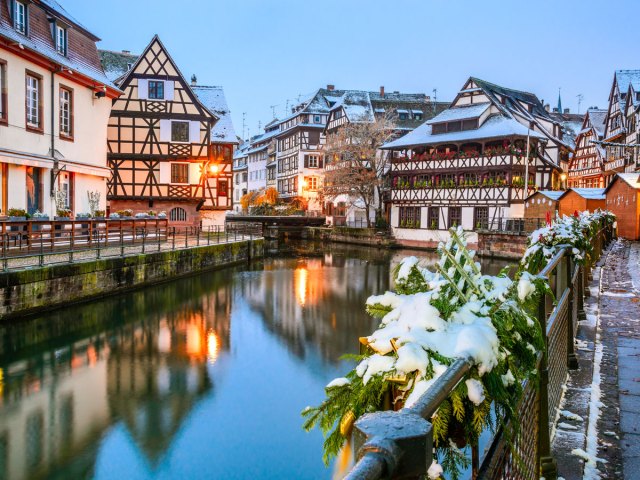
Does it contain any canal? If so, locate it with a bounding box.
[0,242,510,480]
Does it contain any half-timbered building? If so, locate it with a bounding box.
[275,86,342,212]
[192,83,236,223]
[232,142,248,212]
[382,77,568,247]
[568,108,606,188]
[104,36,232,226]
[0,0,120,217]
[323,87,449,225]
[602,70,640,184]
[246,122,279,194]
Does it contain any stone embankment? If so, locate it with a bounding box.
[0,239,263,320]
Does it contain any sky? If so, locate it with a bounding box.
[62,0,636,140]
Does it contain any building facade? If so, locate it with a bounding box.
[0,0,119,217]
[103,36,233,226]
[602,70,640,184]
[568,108,607,188]
[382,77,568,247]
[232,142,248,212]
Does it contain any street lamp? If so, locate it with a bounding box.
[209,164,219,175]
[560,173,567,189]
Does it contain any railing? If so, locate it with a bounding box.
[0,220,261,271]
[344,225,612,480]
[476,217,547,235]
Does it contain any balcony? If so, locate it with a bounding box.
[391,184,530,204]
[392,151,536,173]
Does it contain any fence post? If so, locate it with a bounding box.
[537,291,558,480]
[185,227,188,249]
[172,227,176,250]
[120,227,125,257]
[566,254,579,369]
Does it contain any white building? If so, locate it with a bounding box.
[232,143,248,212]
[0,0,120,217]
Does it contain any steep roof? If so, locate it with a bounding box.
[193,86,238,144]
[0,2,117,91]
[99,49,139,82]
[330,90,374,122]
[382,114,545,149]
[615,70,640,111]
[586,108,607,137]
[426,103,490,124]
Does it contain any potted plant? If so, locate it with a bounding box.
[31,210,49,232]
[55,209,72,221]
[76,212,91,220]
[94,210,106,220]
[158,211,167,219]
[430,219,437,230]
[135,212,148,219]
[7,208,27,221]
[109,212,121,220]
[117,209,134,219]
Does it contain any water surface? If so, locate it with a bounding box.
[0,242,511,480]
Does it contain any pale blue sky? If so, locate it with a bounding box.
[64,0,632,140]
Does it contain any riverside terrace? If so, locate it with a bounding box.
[0,217,262,271]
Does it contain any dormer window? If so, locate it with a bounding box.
[56,25,67,56]
[14,1,27,35]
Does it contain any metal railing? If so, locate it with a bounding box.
[476,217,547,235]
[0,221,261,272]
[344,223,612,480]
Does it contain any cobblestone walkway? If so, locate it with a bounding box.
[552,239,640,479]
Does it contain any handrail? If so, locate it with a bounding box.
[343,222,612,480]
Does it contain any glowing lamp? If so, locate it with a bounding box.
[301,179,308,188]
[209,164,220,175]
[560,173,567,182]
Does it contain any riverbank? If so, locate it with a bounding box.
[0,238,264,320]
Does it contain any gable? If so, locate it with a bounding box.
[114,36,214,120]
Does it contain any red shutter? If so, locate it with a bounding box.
[319,156,324,168]
[304,155,308,168]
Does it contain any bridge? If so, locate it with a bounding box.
[225,215,326,239]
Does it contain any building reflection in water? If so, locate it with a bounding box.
[0,271,233,480]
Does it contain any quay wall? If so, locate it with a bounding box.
[0,239,264,320]
[303,227,397,248]
[477,232,528,259]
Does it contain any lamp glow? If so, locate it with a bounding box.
[209,164,220,175]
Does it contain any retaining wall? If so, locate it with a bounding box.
[477,232,528,259]
[303,227,397,247]
[0,239,264,320]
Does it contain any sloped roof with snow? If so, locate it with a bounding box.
[616,70,640,110]
[530,190,564,201]
[0,3,117,90]
[382,114,545,149]
[587,109,607,137]
[605,172,640,193]
[563,188,606,200]
[330,90,374,122]
[193,86,237,144]
[427,103,490,124]
[99,50,139,82]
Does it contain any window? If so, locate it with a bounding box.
[171,163,189,183]
[432,123,446,134]
[399,112,408,120]
[306,155,319,168]
[305,177,318,190]
[399,207,420,228]
[0,61,6,123]
[56,25,67,56]
[414,112,423,121]
[314,115,321,123]
[448,207,462,228]
[148,80,164,100]
[428,207,439,230]
[474,207,489,230]
[218,179,228,196]
[59,87,73,138]
[14,1,27,35]
[26,74,41,130]
[169,207,187,222]
[171,121,189,142]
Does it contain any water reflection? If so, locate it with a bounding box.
[0,242,509,480]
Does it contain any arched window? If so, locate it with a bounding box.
[169,207,187,222]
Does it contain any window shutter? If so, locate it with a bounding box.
[164,81,175,101]
[138,79,148,99]
[318,156,324,168]
[159,119,171,142]
[189,121,200,143]
[304,155,308,168]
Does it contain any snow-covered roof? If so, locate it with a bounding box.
[246,144,268,155]
[616,70,640,106]
[530,190,564,201]
[427,103,490,124]
[0,10,117,91]
[605,172,640,192]
[99,50,139,82]
[331,90,374,122]
[587,109,607,137]
[382,114,545,149]
[193,86,238,144]
[563,188,606,200]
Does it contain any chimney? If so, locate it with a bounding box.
[122,50,131,54]
[544,104,550,112]
[380,86,385,97]
[564,108,570,114]
[552,107,559,113]
[327,84,335,91]
[191,74,197,86]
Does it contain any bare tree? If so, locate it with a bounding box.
[321,114,396,227]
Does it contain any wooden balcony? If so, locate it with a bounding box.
[391,153,535,173]
[391,185,528,205]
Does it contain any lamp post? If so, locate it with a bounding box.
[560,173,567,190]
